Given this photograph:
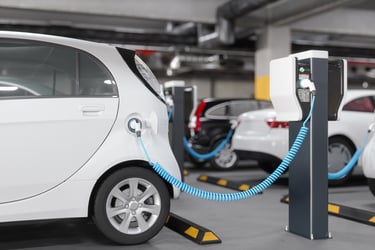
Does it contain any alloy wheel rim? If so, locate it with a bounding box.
[106,177,161,235]
[215,144,237,168]
[328,143,352,173]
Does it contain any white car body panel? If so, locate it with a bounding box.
[0,31,180,223]
[233,108,289,160]
[0,98,118,203]
[270,56,302,121]
[233,90,375,173]
[363,133,375,178]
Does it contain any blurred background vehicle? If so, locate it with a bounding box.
[187,97,272,170]
[232,89,375,185]
[362,122,375,196]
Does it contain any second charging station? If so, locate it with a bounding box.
[270,50,347,239]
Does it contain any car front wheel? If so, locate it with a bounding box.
[93,167,170,245]
[328,136,356,185]
[210,140,238,170]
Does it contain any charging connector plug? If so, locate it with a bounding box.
[128,117,143,137]
[368,123,375,133]
[230,119,239,129]
[300,78,316,95]
[134,121,142,137]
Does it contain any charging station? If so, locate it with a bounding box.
[270,50,347,239]
[166,84,185,171]
[164,81,197,179]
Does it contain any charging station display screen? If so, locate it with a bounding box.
[297,63,311,103]
[296,60,312,119]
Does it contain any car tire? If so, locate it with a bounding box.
[210,139,238,170]
[368,178,375,197]
[93,167,170,245]
[328,136,356,186]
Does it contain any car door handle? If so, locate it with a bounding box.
[80,105,105,116]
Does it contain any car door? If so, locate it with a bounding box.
[329,94,375,146]
[0,39,118,203]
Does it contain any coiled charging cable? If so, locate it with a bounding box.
[136,95,316,201]
[183,129,234,160]
[169,104,235,160]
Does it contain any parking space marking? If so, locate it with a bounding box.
[281,195,375,227]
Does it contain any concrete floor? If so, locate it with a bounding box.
[0,163,374,250]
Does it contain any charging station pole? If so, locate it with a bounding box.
[170,86,185,180]
[288,51,329,239]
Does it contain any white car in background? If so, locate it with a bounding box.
[232,89,375,185]
[0,31,181,245]
[362,124,375,196]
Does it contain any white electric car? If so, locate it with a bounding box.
[0,31,181,245]
[362,125,375,197]
[232,89,375,185]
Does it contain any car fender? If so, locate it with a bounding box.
[363,134,375,178]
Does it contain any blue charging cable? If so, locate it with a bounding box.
[168,104,234,160]
[167,108,173,121]
[137,95,316,201]
[168,104,236,161]
[183,129,234,160]
[328,126,373,180]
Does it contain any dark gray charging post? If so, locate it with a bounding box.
[271,50,346,240]
[165,83,197,181]
[288,51,329,239]
[170,86,185,179]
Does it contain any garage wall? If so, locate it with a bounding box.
[188,77,212,99]
[213,78,253,99]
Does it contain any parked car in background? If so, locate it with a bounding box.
[232,89,375,185]
[188,98,272,170]
[362,123,375,196]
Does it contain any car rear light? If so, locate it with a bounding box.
[266,118,289,128]
[193,100,206,132]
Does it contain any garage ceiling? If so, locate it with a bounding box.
[0,0,375,76]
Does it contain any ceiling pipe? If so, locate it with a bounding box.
[272,0,353,25]
[216,0,279,44]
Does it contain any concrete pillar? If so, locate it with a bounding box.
[255,26,291,100]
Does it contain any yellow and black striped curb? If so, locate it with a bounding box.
[165,212,221,245]
[197,175,262,193]
[281,195,375,226]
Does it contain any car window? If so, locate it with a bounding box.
[0,39,117,98]
[205,100,271,119]
[343,96,375,112]
[78,53,117,96]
